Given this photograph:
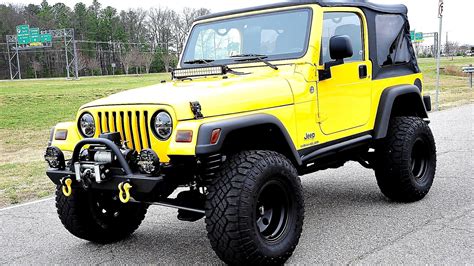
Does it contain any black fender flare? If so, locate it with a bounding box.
[373,84,428,139]
[195,114,302,165]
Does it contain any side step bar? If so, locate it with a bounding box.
[301,135,372,164]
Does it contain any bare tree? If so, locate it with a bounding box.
[87,57,101,76]
[149,7,177,71]
[76,53,88,74]
[31,60,42,79]
[123,48,140,75]
[141,52,154,74]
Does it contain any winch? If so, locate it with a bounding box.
[73,132,133,184]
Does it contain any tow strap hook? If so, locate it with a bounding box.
[118,182,132,204]
[61,177,73,197]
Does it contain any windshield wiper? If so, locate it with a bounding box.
[230,54,278,70]
[183,59,215,65]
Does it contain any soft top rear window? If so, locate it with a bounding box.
[375,14,411,67]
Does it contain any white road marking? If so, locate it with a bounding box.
[0,197,54,212]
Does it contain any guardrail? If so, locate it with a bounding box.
[462,64,473,89]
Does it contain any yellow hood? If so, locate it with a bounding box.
[80,73,294,120]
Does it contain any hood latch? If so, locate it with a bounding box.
[190,101,203,119]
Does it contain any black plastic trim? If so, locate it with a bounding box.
[46,169,163,193]
[423,95,432,112]
[373,84,428,139]
[195,114,302,165]
[298,131,371,157]
[301,134,372,164]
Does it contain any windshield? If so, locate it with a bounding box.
[181,9,312,67]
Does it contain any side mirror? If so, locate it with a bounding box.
[329,35,353,61]
[319,35,354,81]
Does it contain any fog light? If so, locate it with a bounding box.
[137,149,160,175]
[44,146,65,169]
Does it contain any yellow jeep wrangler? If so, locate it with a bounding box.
[45,0,436,264]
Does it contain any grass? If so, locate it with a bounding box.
[0,73,170,207]
[418,57,473,109]
[0,58,473,207]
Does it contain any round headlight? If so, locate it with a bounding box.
[153,111,172,140]
[79,113,95,138]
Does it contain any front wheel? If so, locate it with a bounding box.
[55,187,148,243]
[205,150,304,264]
[374,116,437,202]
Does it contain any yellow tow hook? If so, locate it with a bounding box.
[61,178,73,197]
[118,182,132,204]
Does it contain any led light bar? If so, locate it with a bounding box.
[172,66,227,79]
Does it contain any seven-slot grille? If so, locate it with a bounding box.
[97,111,152,152]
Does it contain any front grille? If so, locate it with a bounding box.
[97,110,152,151]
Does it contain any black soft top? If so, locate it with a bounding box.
[196,0,407,22]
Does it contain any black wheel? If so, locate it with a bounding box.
[374,116,437,202]
[55,186,148,243]
[205,150,304,264]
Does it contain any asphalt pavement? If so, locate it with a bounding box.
[1,104,473,264]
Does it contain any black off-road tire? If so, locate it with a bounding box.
[375,116,436,202]
[205,150,304,265]
[56,187,148,243]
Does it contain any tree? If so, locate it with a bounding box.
[51,3,72,28]
[86,57,100,76]
[140,52,154,74]
[122,48,139,75]
[0,2,212,79]
[76,53,88,74]
[32,60,42,78]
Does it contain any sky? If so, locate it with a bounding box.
[4,0,474,45]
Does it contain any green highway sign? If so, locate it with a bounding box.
[30,28,41,43]
[410,31,424,43]
[415,32,424,42]
[16,25,29,36]
[40,34,52,43]
[17,35,30,45]
[15,24,52,46]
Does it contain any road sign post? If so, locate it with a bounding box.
[463,65,474,89]
[435,0,444,111]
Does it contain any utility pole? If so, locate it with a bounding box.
[435,0,444,111]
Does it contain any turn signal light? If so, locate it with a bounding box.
[55,129,68,140]
[176,130,193,143]
[210,129,221,145]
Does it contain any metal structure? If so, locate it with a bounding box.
[419,32,439,57]
[435,0,444,111]
[463,65,473,89]
[6,28,78,80]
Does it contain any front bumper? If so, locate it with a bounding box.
[46,138,163,194]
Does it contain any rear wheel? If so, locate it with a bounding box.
[374,116,437,202]
[205,150,304,264]
[55,187,148,243]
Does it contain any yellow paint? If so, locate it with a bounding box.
[52,3,423,160]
